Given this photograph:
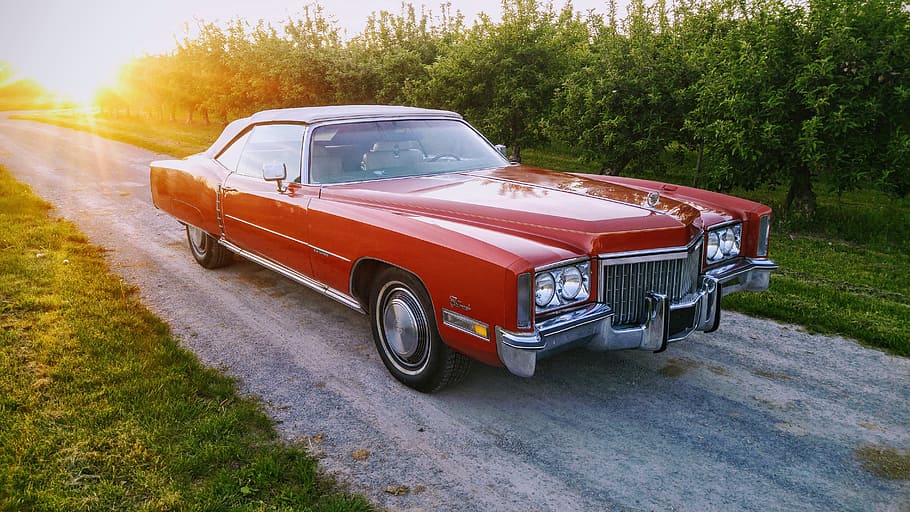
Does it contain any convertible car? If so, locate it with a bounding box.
[150,105,777,392]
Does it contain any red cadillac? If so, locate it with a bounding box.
[150,106,777,392]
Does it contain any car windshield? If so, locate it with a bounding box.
[308,119,509,184]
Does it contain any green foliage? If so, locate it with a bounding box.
[333,3,463,104]
[0,165,372,510]
[415,0,589,160]
[552,0,695,175]
[692,0,910,211]
[101,0,909,208]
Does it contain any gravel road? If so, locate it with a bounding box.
[1,115,908,511]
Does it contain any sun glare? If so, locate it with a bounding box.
[25,59,116,105]
[0,1,136,106]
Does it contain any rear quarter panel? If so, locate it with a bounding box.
[150,158,227,236]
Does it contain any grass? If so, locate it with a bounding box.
[855,445,910,481]
[0,164,370,510]
[11,110,222,157]
[14,111,910,357]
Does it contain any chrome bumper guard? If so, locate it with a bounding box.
[496,258,777,378]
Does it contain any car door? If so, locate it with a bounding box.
[220,123,319,277]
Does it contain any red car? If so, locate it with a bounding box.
[150,105,777,392]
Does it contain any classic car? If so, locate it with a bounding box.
[150,105,777,392]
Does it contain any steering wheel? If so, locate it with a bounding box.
[427,153,461,162]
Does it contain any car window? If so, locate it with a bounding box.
[236,124,306,182]
[215,131,251,172]
[309,119,508,184]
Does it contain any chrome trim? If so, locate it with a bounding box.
[216,185,226,235]
[705,219,743,231]
[598,236,702,263]
[707,257,778,296]
[495,255,777,378]
[496,329,540,378]
[223,214,351,262]
[703,221,743,267]
[600,240,703,326]
[535,256,591,273]
[219,239,365,313]
[495,275,723,378]
[496,326,544,350]
[442,309,490,341]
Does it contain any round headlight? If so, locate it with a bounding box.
[558,266,584,299]
[707,231,720,260]
[535,272,555,307]
[720,228,740,257]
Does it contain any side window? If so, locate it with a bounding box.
[215,131,251,172]
[236,124,306,182]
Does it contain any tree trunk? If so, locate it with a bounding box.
[784,166,817,215]
[509,144,521,163]
[600,155,632,176]
[692,142,704,188]
[202,109,210,125]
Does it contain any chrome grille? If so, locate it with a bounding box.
[600,241,703,326]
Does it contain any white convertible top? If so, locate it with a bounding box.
[202,105,462,158]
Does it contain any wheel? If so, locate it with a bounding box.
[369,268,471,392]
[186,224,232,269]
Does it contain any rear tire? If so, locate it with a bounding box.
[186,225,232,269]
[369,268,470,392]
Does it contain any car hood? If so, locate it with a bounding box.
[319,166,705,256]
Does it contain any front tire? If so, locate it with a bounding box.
[369,268,470,392]
[186,225,232,269]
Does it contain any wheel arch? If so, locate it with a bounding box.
[350,257,434,315]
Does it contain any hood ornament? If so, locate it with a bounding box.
[646,191,660,208]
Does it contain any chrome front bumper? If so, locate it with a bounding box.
[496,258,777,378]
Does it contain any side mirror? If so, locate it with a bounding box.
[262,162,287,192]
[494,144,508,158]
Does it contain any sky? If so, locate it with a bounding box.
[0,0,620,103]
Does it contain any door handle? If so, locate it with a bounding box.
[221,185,237,192]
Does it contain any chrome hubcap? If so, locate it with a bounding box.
[384,297,420,359]
[379,285,430,374]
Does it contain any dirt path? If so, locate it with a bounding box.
[1,116,907,511]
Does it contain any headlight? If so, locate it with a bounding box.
[534,272,556,307]
[707,231,720,260]
[705,223,742,265]
[558,266,583,299]
[534,260,591,313]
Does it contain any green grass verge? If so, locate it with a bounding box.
[13,112,910,357]
[0,165,370,510]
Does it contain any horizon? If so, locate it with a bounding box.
[0,0,623,104]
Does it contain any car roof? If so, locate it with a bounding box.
[203,105,462,158]
[251,105,461,124]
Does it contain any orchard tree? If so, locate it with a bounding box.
[694,0,910,212]
[551,0,695,175]
[333,2,464,105]
[417,0,589,161]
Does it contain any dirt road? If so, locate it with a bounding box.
[1,116,907,511]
